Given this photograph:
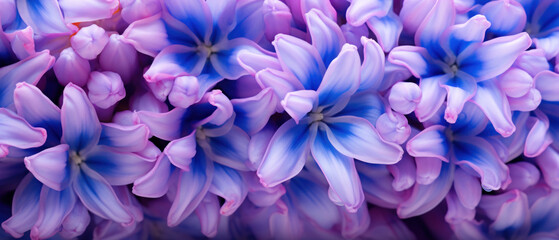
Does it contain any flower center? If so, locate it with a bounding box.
[197,44,217,57]
[70,151,84,165]
[196,127,207,140]
[309,112,324,122]
[450,64,459,75]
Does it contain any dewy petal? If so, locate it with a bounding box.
[459,32,532,81]
[366,11,403,52]
[414,0,455,57]
[524,112,553,158]
[209,164,247,216]
[232,88,278,135]
[281,90,317,124]
[204,126,251,171]
[346,0,391,26]
[133,155,174,198]
[144,45,206,82]
[121,14,170,57]
[397,162,454,218]
[58,0,119,23]
[453,136,510,191]
[168,151,214,227]
[387,46,441,78]
[1,174,42,238]
[73,165,133,224]
[415,75,448,122]
[306,9,345,66]
[194,194,220,238]
[273,34,326,90]
[258,119,313,187]
[54,47,90,87]
[164,132,196,171]
[0,50,55,108]
[471,80,515,137]
[311,123,364,212]
[440,73,477,124]
[99,123,149,152]
[359,37,385,92]
[17,0,73,34]
[415,157,442,185]
[325,116,403,164]
[453,168,481,209]
[84,145,154,186]
[31,186,76,240]
[87,71,126,109]
[406,125,450,162]
[0,108,47,149]
[61,83,101,152]
[317,44,360,108]
[24,144,71,191]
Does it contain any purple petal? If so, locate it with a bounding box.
[346,0,390,26]
[122,14,170,57]
[61,83,101,152]
[257,119,312,187]
[164,132,196,171]
[415,157,442,185]
[232,88,278,135]
[524,112,553,157]
[415,75,449,122]
[445,190,475,223]
[248,126,274,170]
[281,90,317,124]
[311,123,364,212]
[443,14,490,63]
[317,44,360,107]
[58,0,119,23]
[499,68,533,98]
[0,50,55,107]
[17,0,73,34]
[453,168,481,209]
[406,125,450,162]
[59,201,90,239]
[1,174,41,238]
[535,146,559,188]
[471,80,515,137]
[305,9,345,66]
[262,0,292,41]
[453,136,510,191]
[31,186,76,239]
[168,154,214,227]
[341,204,370,239]
[480,190,530,237]
[273,34,326,90]
[73,165,133,224]
[480,0,526,35]
[133,155,173,198]
[0,108,46,149]
[300,0,337,22]
[507,162,540,191]
[359,37,385,91]
[136,108,187,141]
[211,38,265,80]
[387,154,416,191]
[357,163,408,208]
[5,26,35,59]
[367,11,403,52]
[24,144,71,191]
[87,71,126,109]
[336,92,385,124]
[399,0,436,34]
[459,32,532,81]
[535,70,559,101]
[194,194,220,238]
[325,116,403,164]
[84,146,154,186]
[388,82,421,115]
[508,88,542,112]
[144,45,206,82]
[207,0,237,43]
[387,46,440,78]
[70,24,109,60]
[168,76,200,108]
[440,74,477,123]
[54,47,90,87]
[414,0,455,54]
[209,164,247,216]
[375,112,411,145]
[99,123,149,152]
[534,32,559,60]
[205,126,251,171]
[287,177,340,229]
[120,0,162,24]
[256,68,303,100]
[238,50,282,75]
[99,34,139,84]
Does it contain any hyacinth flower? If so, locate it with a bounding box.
[253,8,404,213]
[388,0,531,137]
[124,0,270,108]
[398,103,511,218]
[132,90,251,236]
[1,83,153,239]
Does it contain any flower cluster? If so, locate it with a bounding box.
[0,0,558,239]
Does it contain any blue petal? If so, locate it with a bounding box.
[335,92,385,124]
[228,0,265,42]
[144,45,206,82]
[24,144,71,191]
[232,88,278,135]
[367,11,403,52]
[209,163,247,216]
[99,123,150,152]
[204,126,251,171]
[16,0,73,34]
[306,9,345,66]
[287,177,340,229]
[84,146,154,186]
[414,0,455,60]
[206,0,237,43]
[317,44,360,108]
[1,174,41,238]
[162,0,211,43]
[61,84,101,153]
[31,186,76,239]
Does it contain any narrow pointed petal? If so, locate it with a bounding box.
[346,0,391,26]
[306,9,345,66]
[17,0,73,34]
[325,116,403,164]
[59,201,90,239]
[164,132,196,171]
[194,194,220,238]
[317,44,360,107]
[311,123,364,212]
[99,123,149,152]
[258,119,313,187]
[359,37,385,91]
[232,88,278,135]
[273,34,325,90]
[459,33,532,81]
[281,90,317,124]
[24,144,71,191]
[133,155,173,198]
[84,146,154,186]
[471,80,515,137]
[367,11,403,52]
[122,14,170,57]
[398,162,454,218]
[0,108,47,149]
[453,136,510,191]
[415,157,442,185]
[61,83,101,152]
[31,186,76,239]
[168,152,214,227]
[415,75,448,122]
[453,168,481,209]
[0,50,55,107]
[58,0,119,23]
[204,126,251,171]
[209,164,247,216]
[73,165,133,224]
[238,50,282,74]
[143,45,206,82]
[1,174,41,238]
[406,125,450,162]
